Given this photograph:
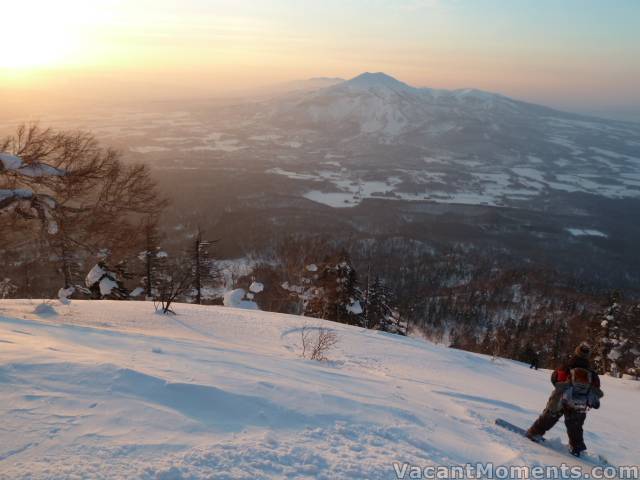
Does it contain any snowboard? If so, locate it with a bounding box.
[495,418,612,467]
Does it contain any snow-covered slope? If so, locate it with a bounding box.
[0,300,638,479]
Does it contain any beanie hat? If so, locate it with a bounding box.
[575,342,592,359]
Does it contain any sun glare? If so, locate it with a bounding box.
[0,1,91,70]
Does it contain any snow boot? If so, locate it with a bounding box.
[569,442,587,457]
[525,429,543,443]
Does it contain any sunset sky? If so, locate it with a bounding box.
[1,0,639,116]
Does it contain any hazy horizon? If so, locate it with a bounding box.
[1,0,639,121]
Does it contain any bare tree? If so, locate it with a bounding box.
[300,325,339,361]
[1,123,168,288]
[153,255,193,314]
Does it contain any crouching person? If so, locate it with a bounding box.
[527,342,604,457]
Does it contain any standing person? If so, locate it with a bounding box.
[529,350,540,370]
[526,342,604,457]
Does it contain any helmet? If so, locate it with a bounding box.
[575,342,592,359]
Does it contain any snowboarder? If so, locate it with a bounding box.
[526,342,604,457]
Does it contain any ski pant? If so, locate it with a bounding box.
[529,405,587,451]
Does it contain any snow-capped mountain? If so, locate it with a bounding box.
[259,72,640,209]
[270,72,554,139]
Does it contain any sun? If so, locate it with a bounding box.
[0,1,85,70]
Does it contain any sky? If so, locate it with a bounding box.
[1,0,639,118]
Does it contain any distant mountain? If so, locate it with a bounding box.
[270,72,576,139]
[254,72,640,208]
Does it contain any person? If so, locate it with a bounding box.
[529,350,540,370]
[526,342,604,457]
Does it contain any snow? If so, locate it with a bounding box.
[223,289,258,310]
[57,286,74,305]
[0,152,24,170]
[85,264,119,296]
[188,134,246,152]
[99,277,119,296]
[566,228,608,238]
[1,153,65,177]
[0,300,638,479]
[346,301,363,315]
[0,189,32,202]
[85,264,106,288]
[249,282,264,294]
[129,287,145,298]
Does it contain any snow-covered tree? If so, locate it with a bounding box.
[306,251,364,326]
[85,261,128,299]
[590,292,640,376]
[592,292,621,375]
[1,150,64,235]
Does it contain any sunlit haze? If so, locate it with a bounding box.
[1,0,639,117]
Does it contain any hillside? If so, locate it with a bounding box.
[0,300,638,479]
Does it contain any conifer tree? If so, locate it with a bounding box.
[140,216,162,299]
[365,275,404,333]
[192,227,220,304]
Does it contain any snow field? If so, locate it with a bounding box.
[0,300,638,479]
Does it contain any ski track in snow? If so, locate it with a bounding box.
[0,300,637,479]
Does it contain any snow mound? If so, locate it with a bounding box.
[33,302,57,316]
[223,288,258,310]
[0,300,637,479]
